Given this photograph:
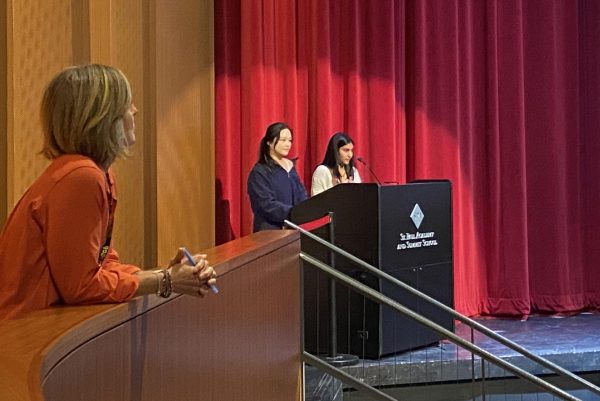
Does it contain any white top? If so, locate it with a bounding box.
[311,165,362,196]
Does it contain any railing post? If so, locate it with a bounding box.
[323,212,358,367]
[328,211,337,358]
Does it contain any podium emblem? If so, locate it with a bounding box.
[410,204,424,229]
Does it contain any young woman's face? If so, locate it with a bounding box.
[269,128,293,159]
[122,103,138,146]
[338,142,354,165]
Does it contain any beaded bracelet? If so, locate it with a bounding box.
[152,271,162,296]
[158,268,172,298]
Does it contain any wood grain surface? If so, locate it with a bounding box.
[0,230,302,401]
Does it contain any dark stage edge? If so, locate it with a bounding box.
[305,313,600,401]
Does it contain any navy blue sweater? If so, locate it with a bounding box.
[247,161,308,232]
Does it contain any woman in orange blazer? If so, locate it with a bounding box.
[0,65,216,320]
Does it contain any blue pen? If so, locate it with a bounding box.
[182,247,219,294]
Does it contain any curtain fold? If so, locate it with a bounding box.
[580,0,600,310]
[215,0,600,316]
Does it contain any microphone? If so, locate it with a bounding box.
[356,157,382,185]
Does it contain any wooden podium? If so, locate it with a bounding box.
[291,181,454,358]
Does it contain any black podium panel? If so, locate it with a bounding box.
[291,182,454,359]
[379,184,452,267]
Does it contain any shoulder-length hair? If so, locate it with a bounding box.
[41,64,132,169]
[320,131,355,180]
[257,122,292,165]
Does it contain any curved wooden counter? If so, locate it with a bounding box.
[0,230,301,401]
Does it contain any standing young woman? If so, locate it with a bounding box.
[0,65,216,320]
[247,122,308,232]
[311,132,361,196]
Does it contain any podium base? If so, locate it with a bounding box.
[321,354,359,367]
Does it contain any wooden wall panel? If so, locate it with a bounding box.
[88,0,147,267]
[153,0,215,266]
[8,0,73,208]
[88,1,111,63]
[70,0,90,65]
[109,1,146,267]
[142,1,158,267]
[0,0,7,224]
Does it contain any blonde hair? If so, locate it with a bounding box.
[41,64,132,168]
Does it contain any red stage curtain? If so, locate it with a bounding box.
[215,0,600,316]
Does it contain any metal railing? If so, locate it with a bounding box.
[286,220,600,401]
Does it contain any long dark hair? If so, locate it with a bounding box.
[257,122,292,165]
[320,131,355,181]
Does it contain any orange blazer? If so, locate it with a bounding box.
[0,155,140,320]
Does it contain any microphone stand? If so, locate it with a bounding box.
[356,157,383,185]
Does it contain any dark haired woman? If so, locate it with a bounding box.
[247,122,308,232]
[311,132,361,196]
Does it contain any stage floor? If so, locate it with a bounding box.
[306,313,600,400]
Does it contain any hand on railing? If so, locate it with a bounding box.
[167,248,217,297]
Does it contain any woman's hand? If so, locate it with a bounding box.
[167,248,217,297]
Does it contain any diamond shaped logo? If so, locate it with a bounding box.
[410,204,424,229]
